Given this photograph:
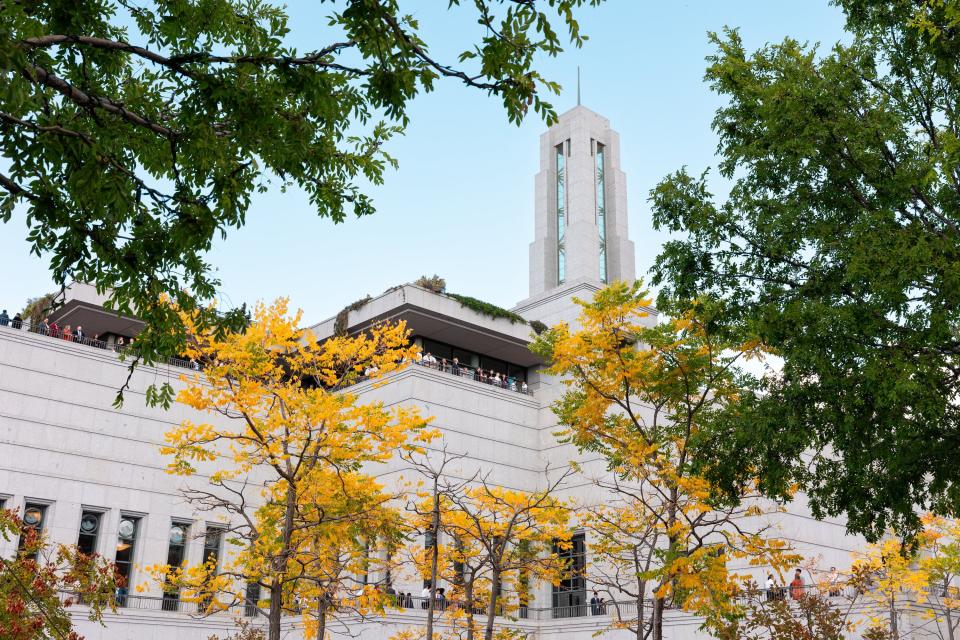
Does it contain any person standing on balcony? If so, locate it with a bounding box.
[0,310,8,326]
[62,324,72,341]
[828,566,842,597]
[11,313,22,329]
[47,318,58,337]
[75,325,85,343]
[451,358,460,376]
[789,568,804,600]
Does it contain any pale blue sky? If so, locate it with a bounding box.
[0,1,847,322]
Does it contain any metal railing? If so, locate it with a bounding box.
[0,318,196,369]
[59,591,266,617]
[57,583,910,624]
[414,360,532,395]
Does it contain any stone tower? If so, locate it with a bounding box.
[527,106,635,297]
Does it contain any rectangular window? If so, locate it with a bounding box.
[552,532,586,618]
[18,502,47,558]
[244,582,262,617]
[115,515,141,606]
[163,522,190,610]
[556,143,566,285]
[200,526,224,610]
[203,526,223,570]
[77,510,103,556]
[420,338,452,362]
[596,143,607,284]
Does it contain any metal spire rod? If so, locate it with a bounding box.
[577,66,581,106]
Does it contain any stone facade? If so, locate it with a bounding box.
[0,106,878,640]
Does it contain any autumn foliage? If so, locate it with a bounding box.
[0,509,119,640]
[155,298,432,640]
[533,282,798,640]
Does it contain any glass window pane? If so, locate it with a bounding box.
[77,511,102,556]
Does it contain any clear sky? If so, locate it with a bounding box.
[0,1,847,322]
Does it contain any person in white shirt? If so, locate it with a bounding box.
[421,582,432,609]
[423,352,437,366]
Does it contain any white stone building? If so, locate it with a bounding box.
[0,106,871,640]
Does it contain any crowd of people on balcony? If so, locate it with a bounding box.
[1,308,530,391]
[0,309,132,351]
[418,352,530,394]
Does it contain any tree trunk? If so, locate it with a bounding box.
[317,604,327,640]
[465,579,476,640]
[636,595,645,640]
[269,581,283,640]
[484,568,502,640]
[425,478,441,640]
[269,486,298,640]
[889,594,898,639]
[652,596,665,640]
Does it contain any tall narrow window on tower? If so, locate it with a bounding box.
[596,143,607,283]
[556,143,566,285]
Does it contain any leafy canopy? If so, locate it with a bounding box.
[650,0,960,541]
[156,298,432,640]
[0,0,602,375]
[532,282,798,640]
[0,509,120,640]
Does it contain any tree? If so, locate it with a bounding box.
[716,582,862,640]
[916,514,960,640]
[0,508,120,640]
[0,0,603,385]
[532,281,799,640]
[154,298,431,640]
[649,1,960,540]
[399,469,571,640]
[851,515,960,640]
[396,445,473,640]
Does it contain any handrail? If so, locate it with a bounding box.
[0,318,197,370]
[59,583,889,623]
[413,360,532,395]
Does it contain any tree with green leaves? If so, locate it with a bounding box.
[0,0,601,402]
[650,0,960,541]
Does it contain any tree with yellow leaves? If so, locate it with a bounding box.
[155,298,431,640]
[918,515,960,640]
[532,281,798,640]
[396,463,572,640]
[852,515,960,640]
[444,471,572,640]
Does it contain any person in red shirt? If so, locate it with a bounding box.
[789,568,805,600]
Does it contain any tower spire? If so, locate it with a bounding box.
[577,66,581,106]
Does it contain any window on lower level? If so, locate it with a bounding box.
[18,502,47,558]
[77,510,103,556]
[244,582,262,617]
[163,522,190,610]
[115,515,141,605]
[552,532,586,617]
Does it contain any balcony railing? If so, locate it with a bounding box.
[59,583,877,624]
[59,591,266,618]
[413,360,532,395]
[0,318,196,369]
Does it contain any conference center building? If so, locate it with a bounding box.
[0,106,871,640]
